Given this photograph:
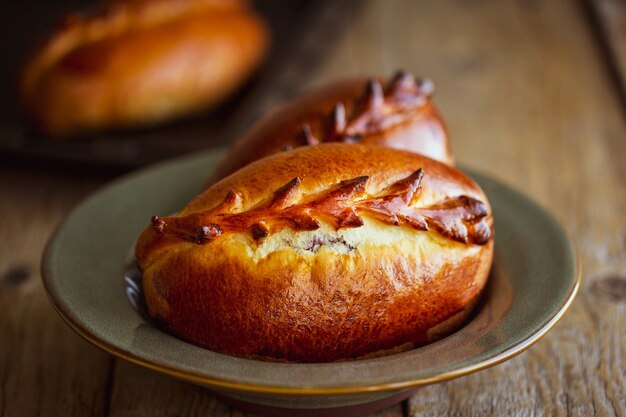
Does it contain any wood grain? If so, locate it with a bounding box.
[588,0,626,102]
[0,167,112,417]
[1,0,625,416]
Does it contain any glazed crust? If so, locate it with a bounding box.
[206,72,452,185]
[136,144,493,362]
[20,0,269,137]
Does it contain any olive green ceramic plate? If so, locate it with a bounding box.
[42,150,579,414]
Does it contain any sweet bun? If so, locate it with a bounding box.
[136,143,493,362]
[20,0,269,137]
[206,71,452,186]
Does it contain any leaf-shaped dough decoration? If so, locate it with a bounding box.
[152,169,492,246]
[298,71,435,146]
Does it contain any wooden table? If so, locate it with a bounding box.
[1,0,625,415]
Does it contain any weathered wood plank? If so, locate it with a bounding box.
[0,167,112,417]
[107,362,229,417]
[588,0,626,102]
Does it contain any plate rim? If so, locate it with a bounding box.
[41,150,581,396]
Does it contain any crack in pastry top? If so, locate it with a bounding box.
[151,168,492,246]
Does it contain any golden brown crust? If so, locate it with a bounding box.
[136,144,493,362]
[206,72,452,186]
[20,0,269,137]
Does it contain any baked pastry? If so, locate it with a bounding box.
[206,71,452,185]
[20,0,269,137]
[136,143,493,362]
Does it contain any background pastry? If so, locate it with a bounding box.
[137,143,493,362]
[206,71,452,185]
[20,0,269,137]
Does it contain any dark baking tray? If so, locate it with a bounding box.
[0,0,363,170]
